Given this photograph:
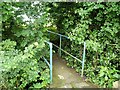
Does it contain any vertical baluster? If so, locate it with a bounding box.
[49,43,52,83]
[49,32,50,40]
[81,42,86,77]
[59,35,62,57]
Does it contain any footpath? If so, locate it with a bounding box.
[50,54,98,88]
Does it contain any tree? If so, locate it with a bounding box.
[1,2,50,89]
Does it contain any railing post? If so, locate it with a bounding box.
[81,42,86,77]
[49,32,50,39]
[49,43,52,83]
[59,35,62,57]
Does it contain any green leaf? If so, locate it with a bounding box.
[105,76,108,81]
[33,83,42,88]
[99,71,104,77]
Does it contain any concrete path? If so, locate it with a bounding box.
[50,54,98,88]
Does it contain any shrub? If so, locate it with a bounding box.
[0,39,50,89]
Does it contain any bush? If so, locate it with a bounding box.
[0,39,50,89]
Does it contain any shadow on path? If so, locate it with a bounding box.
[50,54,98,88]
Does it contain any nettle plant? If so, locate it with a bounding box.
[0,39,50,89]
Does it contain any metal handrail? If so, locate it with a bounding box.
[43,41,52,83]
[47,30,69,39]
[48,30,86,77]
[48,30,69,57]
[52,43,82,63]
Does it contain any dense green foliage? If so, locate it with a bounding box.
[47,2,120,88]
[0,2,50,89]
[2,2,48,48]
[1,2,120,88]
[0,39,50,89]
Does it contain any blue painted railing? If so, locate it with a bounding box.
[43,41,52,83]
[47,30,86,77]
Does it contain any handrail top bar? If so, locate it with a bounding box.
[46,40,86,45]
[48,30,86,44]
[47,30,69,39]
[45,41,52,45]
